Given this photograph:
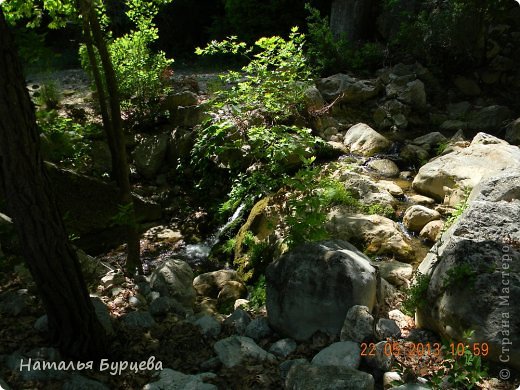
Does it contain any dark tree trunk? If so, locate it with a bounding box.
[79,0,142,274]
[330,0,374,42]
[0,8,107,359]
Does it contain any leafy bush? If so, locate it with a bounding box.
[35,81,60,110]
[402,272,430,316]
[248,274,267,310]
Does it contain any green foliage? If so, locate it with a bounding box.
[364,203,395,219]
[248,274,267,310]
[304,4,384,75]
[237,231,271,281]
[435,140,449,155]
[110,203,138,228]
[442,263,476,290]
[35,81,60,109]
[430,330,488,389]
[402,272,430,316]
[37,110,95,167]
[444,191,470,229]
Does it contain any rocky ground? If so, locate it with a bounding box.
[1,63,520,389]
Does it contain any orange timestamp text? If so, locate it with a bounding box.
[360,341,489,358]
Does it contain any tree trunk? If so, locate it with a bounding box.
[0,8,107,359]
[79,0,142,274]
[330,0,373,42]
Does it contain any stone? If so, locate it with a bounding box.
[446,101,472,120]
[143,368,217,390]
[411,132,447,152]
[194,315,221,338]
[266,240,377,341]
[453,76,481,96]
[367,159,400,178]
[407,194,436,206]
[285,363,375,390]
[149,296,187,317]
[101,272,125,289]
[121,311,156,330]
[412,132,520,201]
[304,86,326,112]
[63,374,110,390]
[505,118,520,145]
[364,341,393,371]
[214,336,275,368]
[279,359,307,381]
[340,305,374,343]
[193,270,241,298]
[166,91,198,108]
[383,371,402,388]
[316,74,381,103]
[376,180,404,197]
[150,259,196,309]
[399,144,429,165]
[419,220,444,242]
[234,299,249,310]
[90,296,114,335]
[416,171,520,370]
[335,171,397,208]
[245,317,272,341]
[0,289,31,316]
[223,308,251,335]
[402,205,441,232]
[312,341,361,369]
[375,319,401,340]
[133,133,169,179]
[466,105,512,131]
[378,261,413,287]
[171,104,206,127]
[34,315,49,333]
[343,123,392,156]
[327,208,414,262]
[217,281,247,311]
[167,127,194,164]
[397,79,426,109]
[269,338,297,358]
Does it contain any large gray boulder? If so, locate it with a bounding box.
[316,74,381,104]
[133,133,169,179]
[266,240,377,341]
[286,363,374,390]
[416,171,520,370]
[150,259,196,309]
[412,133,520,201]
[343,123,392,156]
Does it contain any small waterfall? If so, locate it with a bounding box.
[181,203,246,264]
[397,221,413,240]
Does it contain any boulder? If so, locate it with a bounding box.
[453,76,481,96]
[412,133,520,201]
[193,269,242,298]
[399,144,429,165]
[402,205,441,232]
[285,363,374,390]
[378,260,413,287]
[121,311,156,330]
[335,170,396,208]
[416,171,520,370]
[364,341,393,371]
[223,308,251,335]
[375,319,401,340]
[316,74,381,103]
[269,338,297,358]
[340,305,374,343]
[133,133,169,179]
[327,208,414,261]
[214,336,275,368]
[194,315,221,338]
[343,123,392,156]
[304,86,326,112]
[411,132,447,152]
[376,180,404,197]
[150,259,196,309]
[216,281,247,311]
[466,105,512,131]
[266,240,377,340]
[311,341,361,369]
[367,159,400,178]
[505,118,520,145]
[245,317,272,341]
[419,220,444,242]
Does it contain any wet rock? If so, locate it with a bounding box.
[266,240,377,340]
[343,123,392,156]
[340,305,374,343]
[214,336,275,368]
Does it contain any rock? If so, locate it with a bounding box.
[505,118,520,145]
[167,127,194,165]
[367,159,400,178]
[467,105,512,131]
[343,123,392,156]
[245,317,272,341]
[453,76,481,96]
[121,311,156,330]
[327,209,414,261]
[90,296,114,335]
[0,289,31,316]
[217,281,247,311]
[90,140,112,174]
[397,79,426,109]
[312,341,361,369]
[223,308,251,335]
[63,374,110,390]
[149,296,187,317]
[143,368,217,390]
[416,171,520,370]
[412,132,520,200]
[419,220,444,242]
[390,384,430,390]
[34,315,49,333]
[407,194,436,206]
[270,338,297,358]
[411,132,447,152]
[335,171,396,208]
[402,205,441,232]
[304,86,326,112]
[399,144,429,165]
[150,259,196,309]
[171,105,207,127]
[266,240,377,340]
[375,319,401,340]
[133,133,169,179]
[101,272,125,289]
[378,260,413,287]
[316,74,381,103]
[364,341,393,371]
[166,91,198,108]
[340,305,374,343]
[214,336,275,368]
[286,363,375,390]
[193,270,241,298]
[0,377,10,390]
[383,371,402,388]
[234,299,249,310]
[279,359,307,381]
[377,180,404,197]
[194,315,221,338]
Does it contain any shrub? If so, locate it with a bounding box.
[248,274,267,310]
[402,272,430,316]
